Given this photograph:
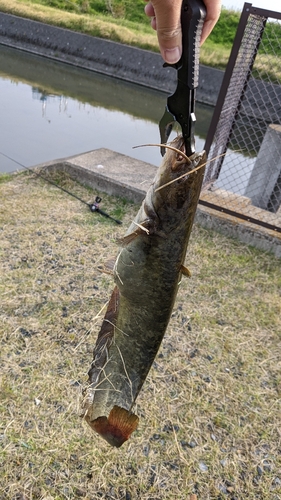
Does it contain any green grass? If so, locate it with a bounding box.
[0,0,157,51]
[0,171,280,499]
[0,172,12,183]
[36,0,150,23]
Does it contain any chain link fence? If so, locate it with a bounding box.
[203,2,281,234]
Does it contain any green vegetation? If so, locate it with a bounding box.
[37,0,150,23]
[0,0,158,52]
[0,172,12,183]
[1,171,281,499]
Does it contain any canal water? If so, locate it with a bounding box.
[0,45,213,174]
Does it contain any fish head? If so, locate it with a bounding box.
[159,136,206,187]
[155,136,206,222]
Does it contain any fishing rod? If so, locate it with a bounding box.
[0,152,122,225]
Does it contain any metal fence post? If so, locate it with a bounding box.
[199,2,281,234]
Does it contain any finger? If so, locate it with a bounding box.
[201,0,221,44]
[151,16,157,30]
[144,2,157,31]
[144,2,155,18]
[150,0,182,64]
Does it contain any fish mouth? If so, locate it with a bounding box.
[169,137,193,172]
[167,137,191,174]
[168,136,205,177]
[172,137,185,160]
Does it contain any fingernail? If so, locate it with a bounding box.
[164,47,181,64]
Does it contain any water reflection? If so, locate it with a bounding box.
[32,87,67,117]
[0,45,213,173]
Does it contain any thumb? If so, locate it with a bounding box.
[151,0,182,64]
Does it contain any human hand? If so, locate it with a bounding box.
[144,0,221,64]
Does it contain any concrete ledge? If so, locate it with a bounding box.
[197,205,281,259]
[38,148,281,258]
[41,148,157,205]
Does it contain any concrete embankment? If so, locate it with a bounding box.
[0,11,223,106]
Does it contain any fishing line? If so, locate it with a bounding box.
[0,151,122,224]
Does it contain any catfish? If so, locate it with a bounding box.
[81,137,206,447]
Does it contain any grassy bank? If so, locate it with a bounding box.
[0,171,281,499]
[0,0,157,52]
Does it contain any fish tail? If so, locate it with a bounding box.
[87,405,139,448]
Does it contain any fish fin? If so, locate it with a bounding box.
[90,405,139,448]
[117,231,140,246]
[117,219,152,246]
[88,286,120,383]
[82,287,121,419]
[117,228,146,247]
[181,264,192,278]
[97,258,116,275]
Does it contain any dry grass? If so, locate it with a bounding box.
[0,171,281,500]
[0,0,157,51]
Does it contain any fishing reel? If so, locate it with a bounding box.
[89,196,102,212]
[89,196,122,225]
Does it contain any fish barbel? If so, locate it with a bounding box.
[81,137,206,447]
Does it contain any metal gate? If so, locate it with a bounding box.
[202,2,281,234]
